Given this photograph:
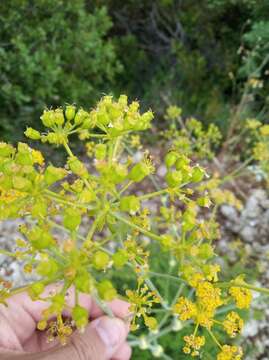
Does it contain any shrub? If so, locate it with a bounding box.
[0,0,121,140]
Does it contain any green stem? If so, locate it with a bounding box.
[118,181,134,196]
[207,329,222,349]
[110,211,162,242]
[144,278,168,309]
[158,283,185,330]
[44,190,89,210]
[138,189,169,201]
[148,271,184,284]
[112,136,122,161]
[63,141,73,157]
[0,249,21,258]
[217,281,269,296]
[83,213,105,247]
[92,292,115,318]
[220,156,254,184]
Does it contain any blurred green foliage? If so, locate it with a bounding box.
[1,0,269,140]
[0,0,120,140]
[105,0,269,123]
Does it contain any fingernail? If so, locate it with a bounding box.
[95,317,126,349]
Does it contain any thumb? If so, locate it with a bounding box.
[52,316,128,360]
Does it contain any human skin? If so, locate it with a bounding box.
[0,284,132,360]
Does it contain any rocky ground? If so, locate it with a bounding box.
[220,189,269,359]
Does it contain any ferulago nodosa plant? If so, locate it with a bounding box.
[0,95,268,359]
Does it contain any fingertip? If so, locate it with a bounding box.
[112,342,132,360]
[91,299,131,320]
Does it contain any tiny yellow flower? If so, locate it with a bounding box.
[196,281,223,312]
[260,124,269,136]
[223,311,243,338]
[229,286,252,309]
[188,273,205,288]
[183,334,205,357]
[32,149,45,165]
[173,297,197,321]
[246,118,261,130]
[217,345,243,360]
[204,264,221,282]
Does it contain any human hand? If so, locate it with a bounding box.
[0,284,131,360]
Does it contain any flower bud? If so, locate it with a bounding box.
[79,188,96,203]
[92,250,110,270]
[112,249,128,268]
[165,171,182,188]
[74,109,88,125]
[118,94,128,107]
[63,208,81,231]
[145,316,158,331]
[28,226,54,250]
[129,162,150,182]
[24,128,41,140]
[165,151,178,168]
[152,345,164,358]
[46,133,58,144]
[65,105,76,121]
[68,156,89,179]
[110,163,128,184]
[54,109,65,126]
[12,176,32,191]
[74,270,93,293]
[120,195,140,214]
[44,165,67,186]
[160,234,173,248]
[15,152,33,166]
[72,305,89,330]
[140,111,154,129]
[30,282,45,299]
[199,243,214,259]
[191,165,205,183]
[36,259,59,277]
[41,110,55,127]
[97,280,117,301]
[97,111,110,125]
[0,143,15,158]
[31,199,47,218]
[95,144,107,160]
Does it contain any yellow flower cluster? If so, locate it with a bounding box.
[229,286,252,309]
[0,187,23,204]
[183,334,205,357]
[173,268,251,358]
[173,297,197,321]
[126,280,160,331]
[223,312,243,338]
[217,345,243,360]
